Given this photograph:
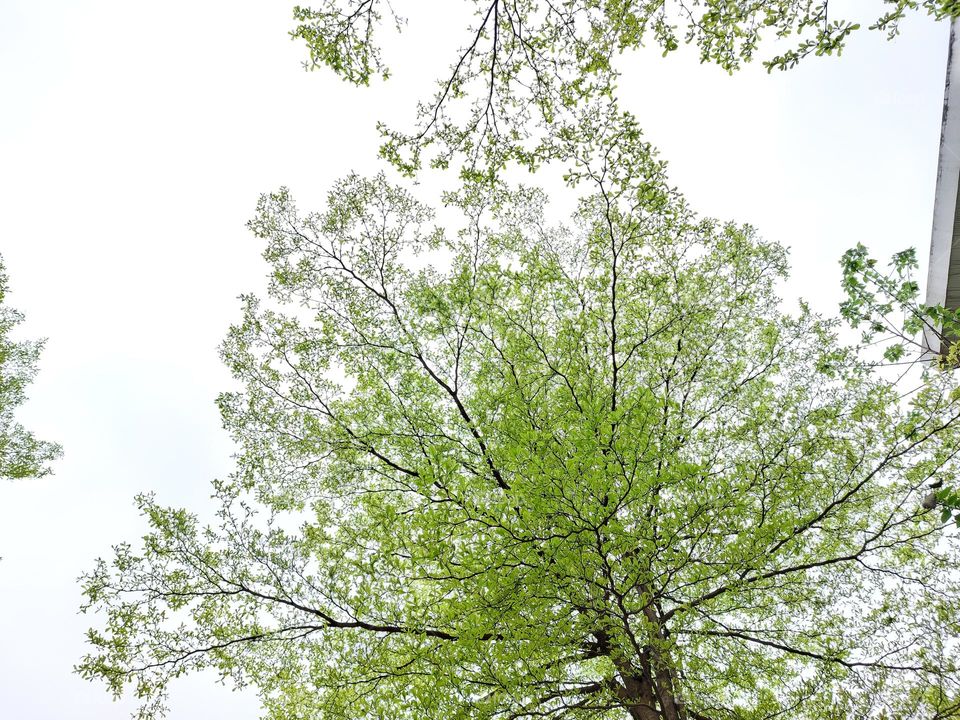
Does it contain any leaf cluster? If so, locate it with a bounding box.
[0,256,61,480]
[290,0,960,177]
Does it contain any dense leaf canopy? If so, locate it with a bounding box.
[0,257,60,480]
[80,135,960,719]
[290,0,960,176]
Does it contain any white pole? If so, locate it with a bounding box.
[925,18,960,356]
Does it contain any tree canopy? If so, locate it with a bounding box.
[79,133,960,719]
[290,0,960,176]
[0,256,60,480]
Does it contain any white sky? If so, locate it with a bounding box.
[0,1,950,718]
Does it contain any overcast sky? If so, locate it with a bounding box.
[0,1,950,718]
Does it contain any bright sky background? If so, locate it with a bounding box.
[0,1,950,718]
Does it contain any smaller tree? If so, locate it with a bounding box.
[0,256,61,480]
[840,242,960,524]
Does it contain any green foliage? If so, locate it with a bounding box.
[0,256,61,480]
[80,137,960,719]
[290,0,960,176]
[292,2,401,85]
[839,244,930,353]
[839,242,960,528]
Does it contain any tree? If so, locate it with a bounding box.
[79,133,960,719]
[838,241,960,526]
[290,0,960,176]
[0,256,61,480]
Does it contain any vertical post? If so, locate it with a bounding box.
[925,19,960,356]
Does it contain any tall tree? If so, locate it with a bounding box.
[79,133,960,719]
[0,256,61,480]
[290,0,959,176]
